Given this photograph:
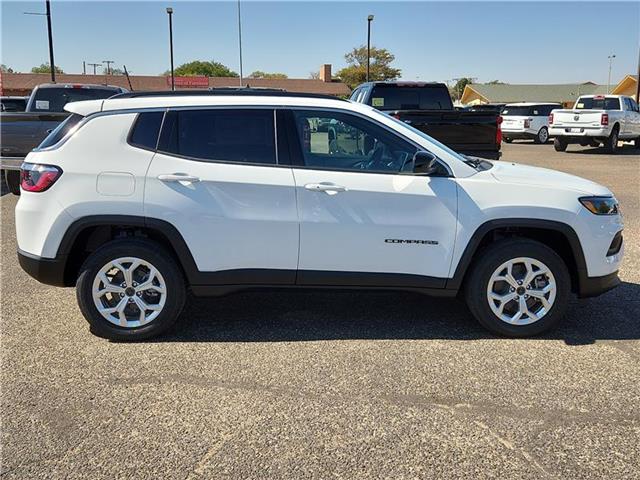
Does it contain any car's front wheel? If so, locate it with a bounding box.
[76,239,186,340]
[464,239,570,337]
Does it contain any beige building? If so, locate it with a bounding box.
[612,75,638,97]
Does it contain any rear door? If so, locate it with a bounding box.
[287,108,458,287]
[144,108,298,283]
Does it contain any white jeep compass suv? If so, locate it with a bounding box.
[15,91,624,340]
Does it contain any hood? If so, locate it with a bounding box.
[489,161,612,196]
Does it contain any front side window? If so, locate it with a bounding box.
[292,110,417,173]
[159,109,276,164]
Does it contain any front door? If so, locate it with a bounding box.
[288,109,458,287]
[144,108,298,284]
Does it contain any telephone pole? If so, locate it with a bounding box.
[102,60,114,75]
[88,63,101,75]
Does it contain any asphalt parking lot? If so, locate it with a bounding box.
[1,142,639,479]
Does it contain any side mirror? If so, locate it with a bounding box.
[412,151,440,175]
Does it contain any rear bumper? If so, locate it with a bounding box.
[0,157,25,171]
[502,131,536,139]
[17,249,68,287]
[549,126,610,139]
[578,271,621,298]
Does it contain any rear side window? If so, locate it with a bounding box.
[369,85,453,110]
[129,111,164,150]
[38,113,84,149]
[575,97,621,110]
[159,109,276,165]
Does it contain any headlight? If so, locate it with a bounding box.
[579,196,619,215]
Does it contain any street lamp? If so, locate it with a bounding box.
[167,7,175,91]
[366,14,374,83]
[24,0,56,83]
[607,54,616,93]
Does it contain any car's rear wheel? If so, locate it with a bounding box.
[605,126,619,154]
[534,127,549,144]
[634,137,640,149]
[4,170,20,195]
[504,137,513,143]
[76,239,186,340]
[464,239,570,337]
[553,137,568,152]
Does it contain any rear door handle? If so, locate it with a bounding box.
[304,183,347,194]
[158,173,201,183]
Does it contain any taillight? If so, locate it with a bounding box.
[549,113,554,125]
[601,113,609,126]
[524,118,531,128]
[20,163,62,192]
[496,115,502,146]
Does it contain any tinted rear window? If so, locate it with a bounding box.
[129,112,164,150]
[38,113,84,149]
[575,97,621,110]
[370,85,453,110]
[1,98,27,112]
[31,87,121,112]
[159,109,276,164]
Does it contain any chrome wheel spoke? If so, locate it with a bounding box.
[97,272,124,295]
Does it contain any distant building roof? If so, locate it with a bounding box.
[461,82,608,105]
[612,75,638,96]
[0,72,351,96]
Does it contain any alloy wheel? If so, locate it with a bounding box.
[92,257,167,328]
[486,257,557,325]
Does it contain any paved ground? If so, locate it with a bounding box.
[1,142,639,479]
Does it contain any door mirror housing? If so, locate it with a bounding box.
[412,151,441,175]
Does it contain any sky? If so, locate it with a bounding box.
[1,0,639,85]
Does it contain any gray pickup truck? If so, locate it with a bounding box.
[1,83,127,194]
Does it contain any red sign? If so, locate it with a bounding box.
[166,76,209,88]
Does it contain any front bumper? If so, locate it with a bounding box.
[18,249,68,287]
[578,271,620,298]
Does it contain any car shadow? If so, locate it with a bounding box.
[564,144,639,155]
[1,177,10,196]
[150,281,640,346]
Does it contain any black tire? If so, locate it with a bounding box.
[504,137,513,143]
[464,238,570,337]
[5,170,21,195]
[634,137,640,149]
[553,137,568,152]
[76,238,186,341]
[605,126,619,154]
[534,127,549,144]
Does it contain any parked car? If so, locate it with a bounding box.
[549,95,640,153]
[1,83,127,194]
[350,82,503,160]
[1,96,28,112]
[466,103,506,114]
[16,90,623,340]
[501,103,561,144]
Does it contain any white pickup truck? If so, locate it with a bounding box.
[549,95,640,153]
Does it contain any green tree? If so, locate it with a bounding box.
[450,78,473,101]
[103,67,125,75]
[248,71,288,79]
[31,63,64,74]
[165,60,238,77]
[308,71,320,80]
[486,80,505,85]
[1,64,15,73]
[336,46,401,89]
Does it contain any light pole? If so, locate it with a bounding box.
[237,0,244,86]
[607,54,616,93]
[23,0,57,83]
[366,14,374,83]
[166,7,175,91]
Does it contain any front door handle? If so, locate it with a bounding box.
[304,182,347,194]
[158,173,201,183]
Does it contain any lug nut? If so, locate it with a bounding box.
[133,282,137,287]
[517,280,523,285]
[136,292,141,296]
[119,293,124,298]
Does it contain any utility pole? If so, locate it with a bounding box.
[83,61,86,74]
[237,0,243,86]
[607,54,616,93]
[23,0,57,82]
[636,46,640,103]
[88,63,101,75]
[166,7,175,91]
[102,60,114,75]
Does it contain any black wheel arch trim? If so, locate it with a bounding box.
[446,218,592,296]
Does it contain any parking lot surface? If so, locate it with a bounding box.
[1,142,639,479]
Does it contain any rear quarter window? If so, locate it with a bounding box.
[128,111,164,150]
[38,113,84,149]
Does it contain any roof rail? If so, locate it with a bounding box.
[109,89,346,101]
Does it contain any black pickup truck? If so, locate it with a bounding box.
[350,82,502,160]
[1,83,127,194]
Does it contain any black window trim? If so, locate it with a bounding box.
[155,106,282,168]
[126,110,167,152]
[283,106,453,177]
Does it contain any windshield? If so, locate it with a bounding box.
[31,87,120,112]
[382,111,468,163]
[575,97,621,110]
